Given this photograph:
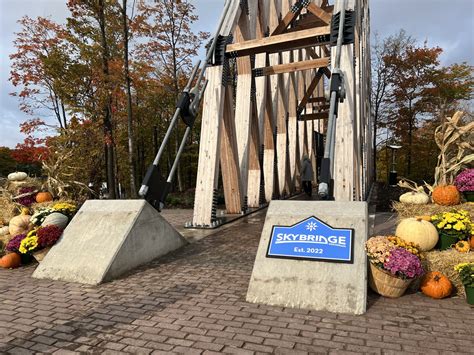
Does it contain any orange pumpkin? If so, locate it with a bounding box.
[420,271,452,299]
[415,215,431,222]
[432,185,460,206]
[470,235,474,250]
[36,192,53,203]
[0,253,21,269]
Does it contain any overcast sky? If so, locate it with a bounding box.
[0,0,473,148]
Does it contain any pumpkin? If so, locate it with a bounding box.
[399,192,429,205]
[432,185,460,206]
[420,271,452,299]
[41,212,68,229]
[0,253,21,269]
[470,235,474,250]
[7,172,27,181]
[0,226,9,236]
[395,217,439,251]
[36,192,53,203]
[8,215,32,236]
[415,215,432,222]
[454,240,470,253]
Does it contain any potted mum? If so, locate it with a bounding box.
[454,263,474,305]
[431,210,472,250]
[366,236,424,298]
[32,225,64,262]
[454,168,474,202]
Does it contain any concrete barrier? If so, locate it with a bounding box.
[246,200,368,315]
[33,200,187,285]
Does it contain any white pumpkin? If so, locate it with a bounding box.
[395,217,439,251]
[0,226,9,236]
[9,215,31,236]
[41,212,69,229]
[399,192,429,205]
[7,172,28,181]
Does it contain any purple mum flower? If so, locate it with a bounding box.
[384,247,424,279]
[6,233,27,252]
[454,169,474,192]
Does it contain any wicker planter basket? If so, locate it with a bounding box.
[369,262,412,298]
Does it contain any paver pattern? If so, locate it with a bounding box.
[0,210,473,354]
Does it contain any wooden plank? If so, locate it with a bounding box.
[263,78,276,202]
[220,85,243,213]
[255,0,268,147]
[296,50,306,190]
[249,0,267,207]
[226,26,331,57]
[192,66,225,226]
[255,57,330,76]
[306,2,332,24]
[281,0,293,195]
[287,59,298,192]
[234,9,253,207]
[247,96,262,207]
[333,0,355,201]
[267,0,281,198]
[299,112,328,121]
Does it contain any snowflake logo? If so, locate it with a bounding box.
[306,221,318,231]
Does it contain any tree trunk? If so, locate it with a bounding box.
[98,0,117,199]
[407,102,413,177]
[121,0,137,198]
[373,111,377,182]
[171,38,183,192]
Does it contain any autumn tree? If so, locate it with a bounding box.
[138,0,209,191]
[0,148,17,177]
[66,0,124,198]
[383,43,443,176]
[9,16,71,132]
[371,30,414,178]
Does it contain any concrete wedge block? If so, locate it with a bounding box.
[33,200,187,284]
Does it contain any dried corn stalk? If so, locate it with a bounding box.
[42,150,91,199]
[434,111,474,186]
[398,178,428,194]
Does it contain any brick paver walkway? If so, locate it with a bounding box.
[0,210,473,354]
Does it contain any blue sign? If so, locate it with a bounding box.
[266,216,353,263]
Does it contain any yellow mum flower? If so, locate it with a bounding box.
[19,235,38,254]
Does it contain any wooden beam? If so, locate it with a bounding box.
[271,1,304,36]
[287,6,334,32]
[306,47,331,78]
[192,66,225,226]
[226,26,331,57]
[297,68,324,114]
[312,104,330,111]
[220,85,243,213]
[306,3,332,25]
[298,112,328,121]
[254,57,330,76]
[308,96,328,104]
[234,8,253,208]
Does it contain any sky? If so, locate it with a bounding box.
[0,0,473,149]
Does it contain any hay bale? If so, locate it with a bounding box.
[30,199,77,211]
[6,177,42,193]
[0,196,18,225]
[392,201,474,220]
[422,249,474,298]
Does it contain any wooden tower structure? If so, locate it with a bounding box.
[191,0,372,227]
